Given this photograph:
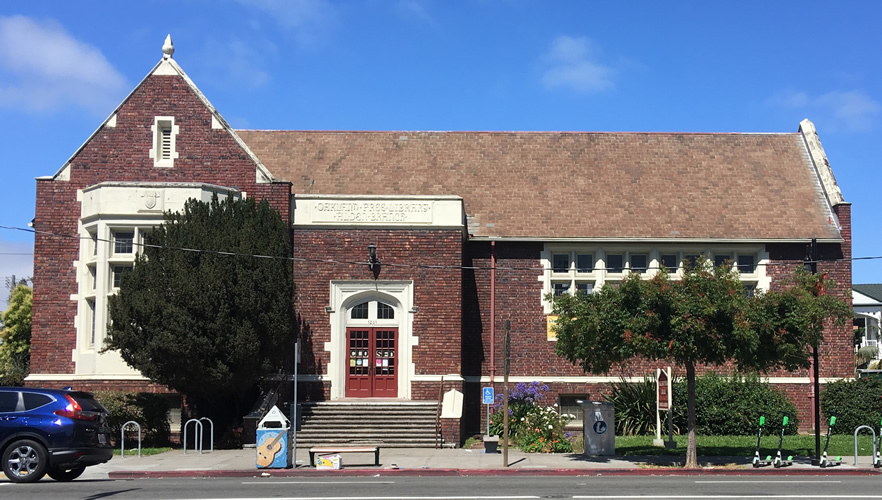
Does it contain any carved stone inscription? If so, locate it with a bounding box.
[315,201,432,224]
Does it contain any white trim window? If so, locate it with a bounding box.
[541,245,770,313]
[149,116,179,167]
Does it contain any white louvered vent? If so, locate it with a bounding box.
[150,116,178,167]
[160,126,172,159]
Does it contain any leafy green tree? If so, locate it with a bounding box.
[0,284,32,385]
[553,261,850,468]
[105,195,295,432]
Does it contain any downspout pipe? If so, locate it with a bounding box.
[490,241,495,384]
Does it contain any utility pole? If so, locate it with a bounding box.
[805,238,821,464]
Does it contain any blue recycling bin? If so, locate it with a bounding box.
[255,405,291,469]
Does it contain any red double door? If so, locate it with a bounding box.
[345,328,397,398]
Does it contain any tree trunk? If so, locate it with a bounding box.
[685,362,698,468]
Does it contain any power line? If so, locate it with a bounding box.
[1,224,880,273]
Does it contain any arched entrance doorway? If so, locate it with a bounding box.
[328,281,414,400]
[345,300,398,397]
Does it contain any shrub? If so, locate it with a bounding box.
[820,377,882,433]
[602,372,797,436]
[671,372,798,436]
[488,381,574,453]
[516,405,574,453]
[604,376,659,436]
[489,381,549,438]
[96,391,171,446]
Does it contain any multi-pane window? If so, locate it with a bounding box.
[606,254,624,273]
[714,254,732,268]
[350,302,368,319]
[113,232,134,254]
[553,283,570,296]
[737,255,756,274]
[660,254,679,272]
[86,298,97,347]
[88,265,97,291]
[684,254,700,269]
[575,283,593,295]
[576,254,594,273]
[112,265,132,288]
[630,254,648,273]
[743,284,756,297]
[377,302,395,319]
[552,254,570,273]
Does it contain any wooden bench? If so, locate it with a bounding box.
[308,446,380,467]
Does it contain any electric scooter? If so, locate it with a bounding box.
[819,415,842,468]
[773,415,793,468]
[752,415,773,468]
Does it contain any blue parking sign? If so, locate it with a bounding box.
[482,387,494,405]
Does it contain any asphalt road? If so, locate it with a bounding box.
[3,475,882,500]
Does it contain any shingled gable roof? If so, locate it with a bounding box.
[237,126,845,242]
[41,35,275,185]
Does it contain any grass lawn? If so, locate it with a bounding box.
[113,447,173,456]
[615,434,877,458]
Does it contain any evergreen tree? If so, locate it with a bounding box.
[106,195,295,431]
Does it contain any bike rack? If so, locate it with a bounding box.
[854,425,877,466]
[184,418,203,454]
[121,420,142,457]
[199,417,214,452]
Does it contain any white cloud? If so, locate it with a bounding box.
[0,240,33,310]
[0,16,128,115]
[236,0,337,46]
[541,36,616,93]
[768,90,880,132]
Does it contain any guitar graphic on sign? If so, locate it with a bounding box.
[256,430,285,467]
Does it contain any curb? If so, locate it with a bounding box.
[108,467,882,479]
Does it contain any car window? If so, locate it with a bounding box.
[22,392,53,411]
[69,392,106,412]
[0,392,20,412]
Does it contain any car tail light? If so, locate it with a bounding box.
[54,394,97,421]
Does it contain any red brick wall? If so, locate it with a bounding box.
[461,204,853,435]
[293,227,463,399]
[31,72,290,382]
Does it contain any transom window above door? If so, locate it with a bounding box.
[349,300,396,321]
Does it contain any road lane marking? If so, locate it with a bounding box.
[695,480,843,483]
[242,480,395,484]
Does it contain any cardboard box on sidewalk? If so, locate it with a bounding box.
[316,454,342,470]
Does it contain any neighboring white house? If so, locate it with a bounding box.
[854,284,882,359]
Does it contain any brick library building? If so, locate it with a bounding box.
[29,38,852,445]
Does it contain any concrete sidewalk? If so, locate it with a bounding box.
[87,447,882,479]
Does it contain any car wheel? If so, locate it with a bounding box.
[2,439,49,483]
[47,465,86,481]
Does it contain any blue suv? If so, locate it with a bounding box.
[0,387,113,482]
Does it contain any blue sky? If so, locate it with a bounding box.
[1,0,880,307]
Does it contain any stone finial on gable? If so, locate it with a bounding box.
[162,34,175,59]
